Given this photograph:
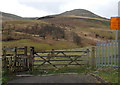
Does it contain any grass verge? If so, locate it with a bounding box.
[2,70,15,85]
[92,67,119,83]
[26,66,90,75]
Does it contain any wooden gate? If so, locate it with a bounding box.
[2,46,93,71]
[32,48,90,70]
[2,46,31,72]
[96,40,120,67]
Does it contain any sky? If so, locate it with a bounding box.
[0,0,120,18]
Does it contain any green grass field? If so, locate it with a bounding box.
[2,39,79,51]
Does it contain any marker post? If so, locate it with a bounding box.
[118,1,120,84]
[118,2,120,68]
[110,2,120,69]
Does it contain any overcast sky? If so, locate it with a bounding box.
[0,0,120,18]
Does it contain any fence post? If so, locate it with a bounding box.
[91,47,95,69]
[3,46,7,72]
[86,49,90,66]
[30,47,34,71]
[24,46,27,56]
[24,46,28,69]
[14,47,17,72]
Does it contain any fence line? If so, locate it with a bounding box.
[96,40,119,67]
[2,46,96,72]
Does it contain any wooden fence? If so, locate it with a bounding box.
[2,46,33,72]
[96,40,120,67]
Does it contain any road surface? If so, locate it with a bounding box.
[8,73,99,84]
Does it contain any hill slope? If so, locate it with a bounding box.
[36,9,111,46]
[1,12,23,20]
[2,9,113,50]
[58,9,105,19]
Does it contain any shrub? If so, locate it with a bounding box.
[71,32,81,45]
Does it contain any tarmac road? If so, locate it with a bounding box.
[8,73,99,84]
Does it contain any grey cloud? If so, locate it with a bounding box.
[19,1,65,14]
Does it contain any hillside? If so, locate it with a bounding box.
[2,9,114,50]
[57,9,107,19]
[1,12,23,20]
[38,15,112,44]
[1,9,107,20]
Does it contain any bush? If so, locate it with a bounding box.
[71,32,81,45]
[39,24,65,40]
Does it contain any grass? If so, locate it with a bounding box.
[2,39,79,51]
[26,66,89,75]
[2,70,15,85]
[3,20,48,25]
[93,30,115,40]
[92,67,119,83]
[75,27,115,40]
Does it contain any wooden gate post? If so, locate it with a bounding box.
[24,46,28,69]
[86,49,90,66]
[91,47,96,69]
[30,47,34,71]
[3,46,7,72]
[24,46,27,56]
[14,47,17,72]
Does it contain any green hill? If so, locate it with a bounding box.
[58,9,106,19]
[1,12,23,20]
